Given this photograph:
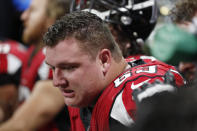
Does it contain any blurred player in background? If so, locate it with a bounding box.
[0,39,26,123]
[0,0,70,130]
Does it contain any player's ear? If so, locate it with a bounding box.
[99,49,111,75]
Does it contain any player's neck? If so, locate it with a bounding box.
[105,58,128,86]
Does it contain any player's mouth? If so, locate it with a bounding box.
[61,89,75,98]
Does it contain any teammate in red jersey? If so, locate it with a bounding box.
[0,0,70,130]
[19,0,70,130]
[44,11,185,131]
[0,39,26,123]
[18,0,54,101]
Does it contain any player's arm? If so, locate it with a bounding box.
[0,80,65,131]
[0,84,18,124]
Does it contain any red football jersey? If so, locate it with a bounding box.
[68,57,185,131]
[0,40,26,86]
[19,45,53,101]
[18,45,56,131]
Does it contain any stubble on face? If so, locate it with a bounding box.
[46,38,105,108]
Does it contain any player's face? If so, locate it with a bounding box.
[45,38,105,107]
[21,0,48,44]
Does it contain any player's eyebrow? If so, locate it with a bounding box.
[45,61,80,68]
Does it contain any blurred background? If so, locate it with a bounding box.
[0,0,182,44]
[0,0,31,43]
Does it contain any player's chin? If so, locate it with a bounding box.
[64,98,88,108]
[64,98,79,107]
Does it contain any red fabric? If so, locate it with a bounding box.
[68,107,86,131]
[7,40,26,61]
[20,46,52,90]
[0,41,57,131]
[19,45,55,131]
[0,54,7,73]
[0,40,26,74]
[68,57,185,131]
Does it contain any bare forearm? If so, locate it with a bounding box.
[0,80,65,131]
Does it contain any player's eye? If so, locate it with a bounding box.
[60,64,79,71]
[49,66,55,71]
[62,66,75,70]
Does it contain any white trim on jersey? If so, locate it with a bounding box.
[137,84,175,102]
[170,69,186,84]
[170,69,181,75]
[38,61,51,80]
[8,54,22,74]
[0,44,10,54]
[110,90,134,127]
[18,85,31,101]
[140,56,157,61]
